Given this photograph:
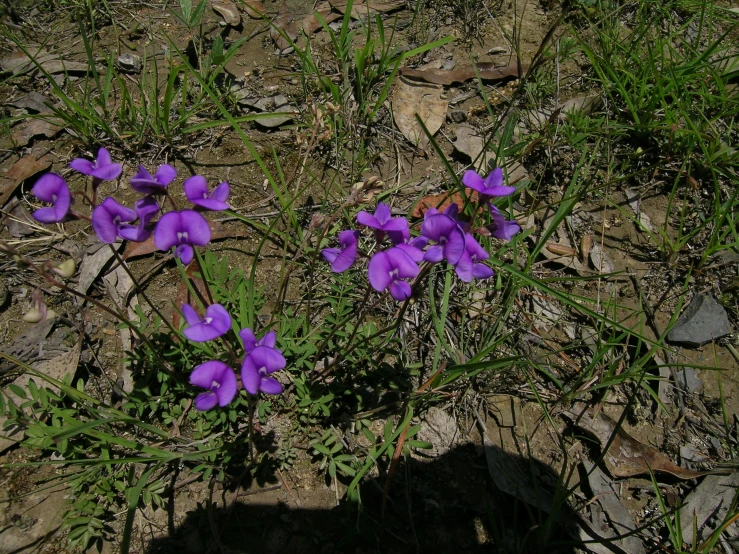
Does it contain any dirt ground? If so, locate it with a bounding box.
[1,0,738,553]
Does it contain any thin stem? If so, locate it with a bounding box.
[109,245,179,338]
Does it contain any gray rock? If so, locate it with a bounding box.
[675,366,702,393]
[450,109,466,123]
[0,277,8,309]
[116,53,142,74]
[667,294,732,346]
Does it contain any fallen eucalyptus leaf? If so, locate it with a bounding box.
[392,77,447,148]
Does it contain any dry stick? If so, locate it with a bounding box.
[628,271,686,419]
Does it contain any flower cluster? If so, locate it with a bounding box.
[182,303,286,410]
[321,168,521,300]
[29,147,231,264]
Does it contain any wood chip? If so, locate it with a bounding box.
[212,0,241,26]
[0,152,53,207]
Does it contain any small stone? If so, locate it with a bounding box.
[487,46,508,54]
[441,59,456,71]
[667,294,732,346]
[116,53,142,74]
[675,367,702,393]
[450,109,466,123]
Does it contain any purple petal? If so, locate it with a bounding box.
[176,244,194,265]
[331,243,357,273]
[386,247,419,279]
[259,376,283,395]
[374,202,391,225]
[239,328,258,352]
[96,147,113,168]
[91,198,136,244]
[322,247,340,265]
[179,210,211,246]
[154,211,181,251]
[69,158,95,175]
[194,392,218,411]
[213,370,237,406]
[462,170,485,193]
[387,227,410,245]
[356,211,380,229]
[396,243,424,262]
[485,184,516,197]
[465,233,489,262]
[260,331,277,349]
[130,165,167,194]
[32,207,60,223]
[183,303,231,342]
[135,195,160,221]
[444,203,459,220]
[154,164,177,186]
[382,217,409,233]
[241,364,260,395]
[443,227,467,265]
[421,214,457,242]
[389,280,412,301]
[455,253,473,282]
[181,303,201,326]
[246,346,286,373]
[90,161,122,181]
[190,197,230,211]
[31,173,71,223]
[204,304,232,334]
[211,182,230,203]
[183,175,209,202]
[338,229,359,248]
[472,264,494,280]
[424,245,444,263]
[368,251,393,292]
[190,360,230,388]
[483,167,503,189]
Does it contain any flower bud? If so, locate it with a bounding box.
[52,258,77,279]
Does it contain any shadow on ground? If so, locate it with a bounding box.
[145,443,581,554]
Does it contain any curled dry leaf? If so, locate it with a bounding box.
[400,62,525,86]
[392,77,447,148]
[11,118,63,148]
[0,152,53,207]
[410,190,479,218]
[563,409,710,479]
[212,0,241,26]
[242,0,264,18]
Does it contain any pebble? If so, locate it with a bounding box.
[116,53,142,74]
[450,109,466,123]
[667,294,732,346]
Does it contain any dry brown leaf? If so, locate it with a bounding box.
[270,2,299,54]
[400,62,525,86]
[123,220,248,260]
[0,152,53,207]
[11,118,63,147]
[213,0,241,26]
[76,242,122,298]
[242,0,265,18]
[328,0,404,18]
[301,6,342,35]
[392,77,447,148]
[564,409,710,479]
[410,190,479,218]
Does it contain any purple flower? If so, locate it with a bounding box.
[368,247,420,301]
[488,205,521,241]
[130,164,177,194]
[154,209,211,265]
[91,197,136,243]
[190,360,238,410]
[181,303,232,342]
[455,234,494,282]
[31,173,71,223]
[241,345,286,395]
[357,202,409,243]
[119,196,160,242]
[239,328,277,354]
[69,147,122,182]
[184,176,230,211]
[322,230,360,273]
[462,168,516,197]
[420,205,466,265]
